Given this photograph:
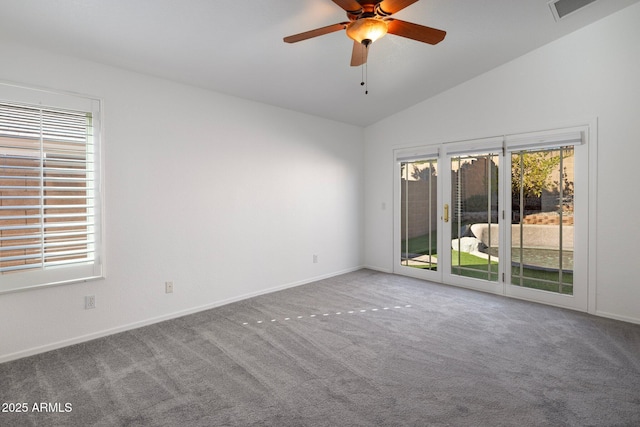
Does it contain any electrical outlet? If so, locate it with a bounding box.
[313,254,318,264]
[165,281,174,293]
[85,295,96,310]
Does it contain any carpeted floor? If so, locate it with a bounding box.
[1,269,640,426]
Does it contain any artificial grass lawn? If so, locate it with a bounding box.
[403,232,574,294]
[404,233,437,256]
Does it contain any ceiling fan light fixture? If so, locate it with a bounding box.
[346,18,388,45]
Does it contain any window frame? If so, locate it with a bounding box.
[0,83,104,293]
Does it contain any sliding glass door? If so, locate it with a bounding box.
[394,127,589,311]
[505,135,588,310]
[396,156,441,281]
[440,139,504,294]
[449,152,500,282]
[509,147,574,294]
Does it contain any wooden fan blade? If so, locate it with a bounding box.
[386,19,446,44]
[350,41,369,66]
[332,0,363,14]
[377,0,419,15]
[283,22,349,43]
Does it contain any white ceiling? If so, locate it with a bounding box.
[1,0,638,126]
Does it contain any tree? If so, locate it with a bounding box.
[512,151,565,198]
[411,162,436,181]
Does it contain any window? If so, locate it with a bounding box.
[0,85,102,292]
[510,146,574,294]
[400,158,439,271]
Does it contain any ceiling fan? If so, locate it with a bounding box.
[283,0,446,67]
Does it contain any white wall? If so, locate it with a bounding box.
[364,3,640,324]
[0,42,364,362]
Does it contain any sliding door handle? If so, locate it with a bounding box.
[444,204,449,223]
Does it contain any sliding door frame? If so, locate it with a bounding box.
[393,146,443,282]
[502,126,591,311]
[441,137,506,295]
[392,121,598,314]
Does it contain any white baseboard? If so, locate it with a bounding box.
[0,266,364,364]
[594,310,640,326]
[362,264,393,274]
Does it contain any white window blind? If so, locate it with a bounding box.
[0,91,102,292]
[505,129,584,152]
[395,145,440,162]
[443,136,505,157]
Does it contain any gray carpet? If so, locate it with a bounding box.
[1,269,640,426]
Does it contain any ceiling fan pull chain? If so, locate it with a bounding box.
[360,45,365,89]
[360,43,369,95]
[365,61,369,95]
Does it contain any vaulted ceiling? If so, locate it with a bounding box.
[0,0,638,126]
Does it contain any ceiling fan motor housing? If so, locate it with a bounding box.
[346,1,387,20]
[346,18,389,45]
